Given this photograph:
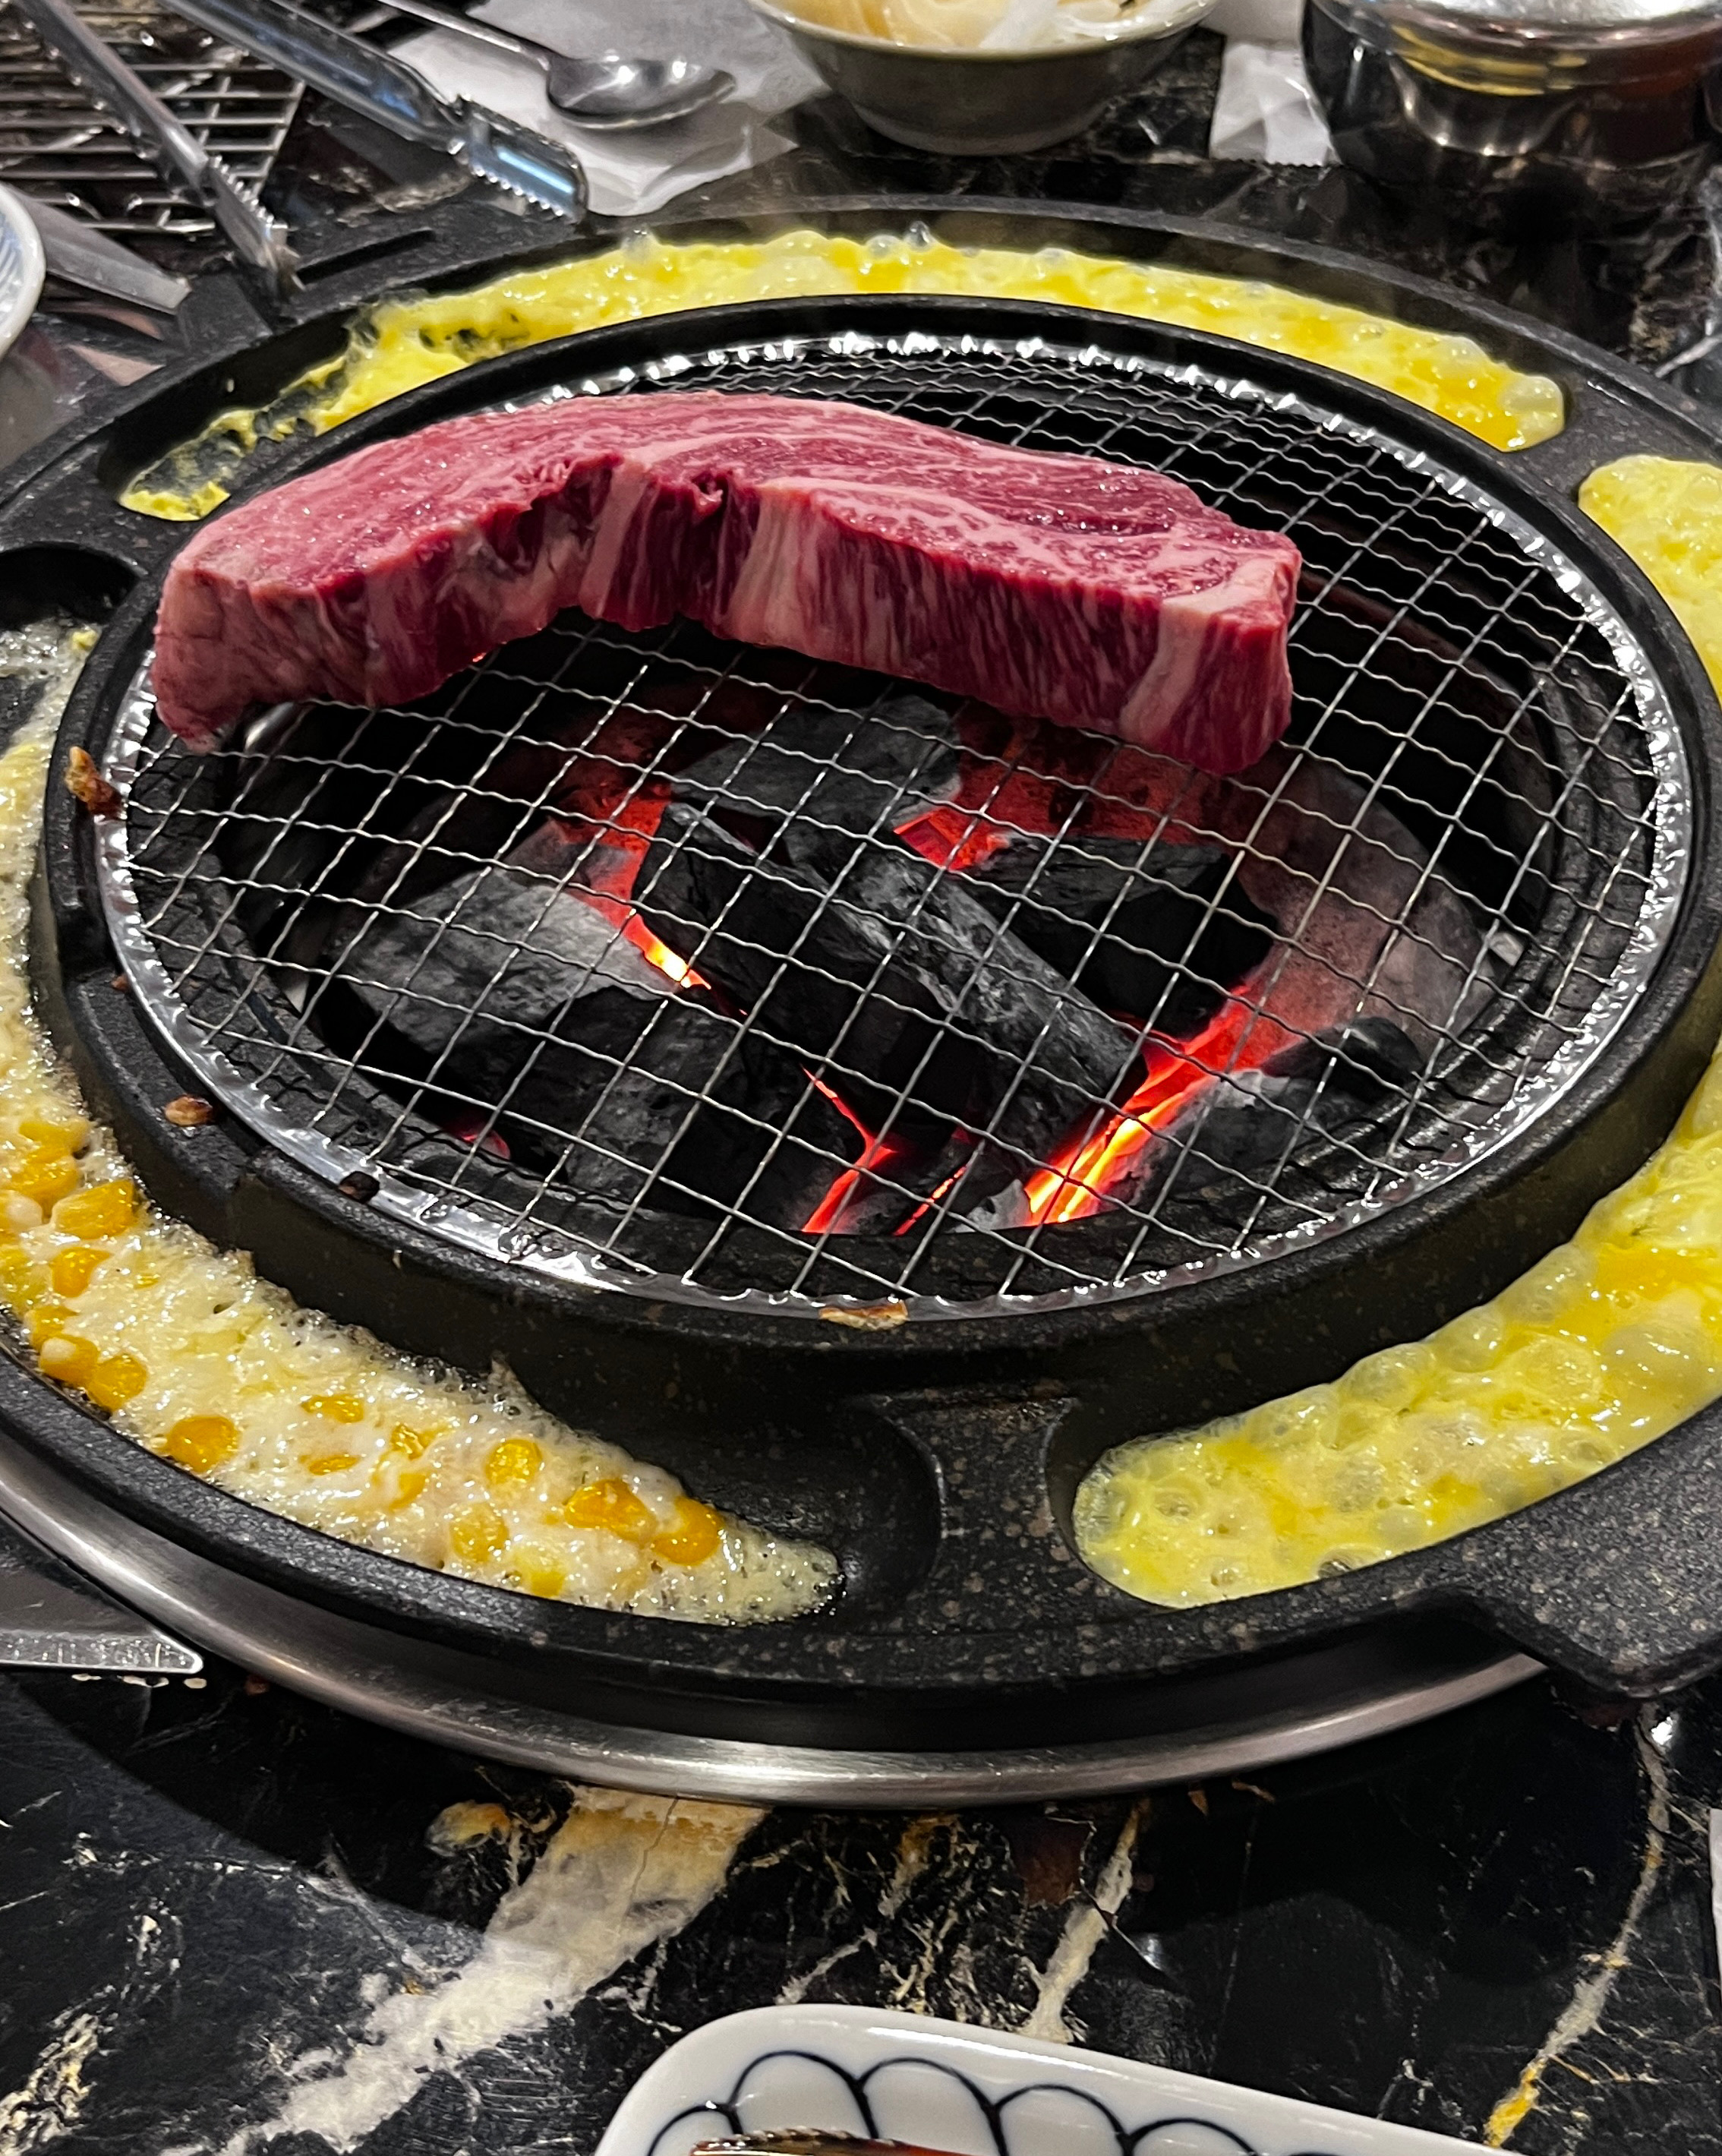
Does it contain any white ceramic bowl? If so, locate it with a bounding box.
[0,187,46,369]
[594,2003,1489,2156]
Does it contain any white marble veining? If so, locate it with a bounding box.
[1482,1709,1674,2147]
[210,1788,762,2155]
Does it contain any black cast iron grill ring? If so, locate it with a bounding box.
[13,227,1722,1785]
[93,318,1687,1319]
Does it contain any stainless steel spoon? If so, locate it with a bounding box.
[377,0,733,128]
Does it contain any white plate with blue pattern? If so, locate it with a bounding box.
[0,186,45,368]
[595,2004,1486,2156]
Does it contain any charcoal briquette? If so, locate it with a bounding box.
[1126,1016,1424,1211]
[671,690,960,846]
[339,857,856,1223]
[964,835,1276,1034]
[635,803,1140,1206]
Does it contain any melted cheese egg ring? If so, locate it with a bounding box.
[0,626,834,1622]
[121,230,1566,522]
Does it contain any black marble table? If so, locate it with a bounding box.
[2,1662,1719,2153]
[5,30,1722,2156]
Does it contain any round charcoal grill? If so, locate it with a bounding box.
[11,206,1722,1802]
[96,327,1688,1320]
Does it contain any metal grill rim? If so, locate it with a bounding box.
[95,327,1691,1320]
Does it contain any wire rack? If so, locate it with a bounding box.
[100,329,1689,1318]
[0,0,301,252]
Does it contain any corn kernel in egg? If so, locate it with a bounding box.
[651,1498,723,1568]
[161,1415,241,1473]
[14,1154,80,1207]
[302,1391,367,1422]
[449,1502,509,1563]
[38,1334,99,1387]
[51,1245,106,1298]
[53,1177,136,1239]
[19,1112,87,1152]
[383,1467,428,1510]
[27,1301,74,1346]
[0,1252,48,1311]
[564,1476,654,1541]
[508,1546,567,1598]
[86,1351,147,1410]
[485,1436,542,1486]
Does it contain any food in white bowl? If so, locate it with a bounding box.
[766,0,1196,50]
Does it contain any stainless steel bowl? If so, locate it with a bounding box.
[743,0,1214,152]
[1303,0,1722,228]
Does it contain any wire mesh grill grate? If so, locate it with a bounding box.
[0,0,300,251]
[99,328,1690,1318]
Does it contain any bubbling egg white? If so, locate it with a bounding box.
[0,624,835,1623]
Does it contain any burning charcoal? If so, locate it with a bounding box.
[348,699,681,914]
[661,1033,862,1230]
[1270,1015,1423,1095]
[671,690,960,845]
[634,803,1142,1221]
[1215,754,1486,1053]
[340,857,670,1072]
[337,858,856,1223]
[1128,1016,1424,1207]
[790,829,1142,1144]
[632,803,948,1127]
[814,1122,982,1238]
[961,836,1276,1034]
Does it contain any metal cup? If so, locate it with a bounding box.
[1302,0,1722,228]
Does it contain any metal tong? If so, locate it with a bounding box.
[8,0,298,292]
[27,194,191,315]
[167,0,586,222]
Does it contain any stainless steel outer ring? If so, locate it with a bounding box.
[0,1427,1539,1805]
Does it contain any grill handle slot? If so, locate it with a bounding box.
[850,1391,1145,1634]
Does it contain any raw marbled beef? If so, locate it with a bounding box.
[153,390,1301,775]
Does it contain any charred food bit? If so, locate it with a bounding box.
[817,1299,910,1329]
[64,746,121,817]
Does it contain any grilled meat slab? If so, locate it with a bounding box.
[153,391,1300,774]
